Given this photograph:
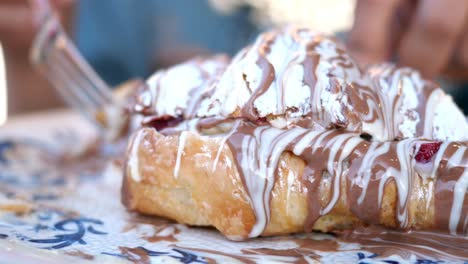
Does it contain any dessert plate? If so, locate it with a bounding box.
[0,110,466,264]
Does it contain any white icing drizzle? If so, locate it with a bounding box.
[235,125,367,236]
[386,139,416,228]
[354,139,416,228]
[423,89,443,139]
[237,126,306,237]
[366,64,439,141]
[128,129,146,182]
[448,145,468,234]
[355,142,389,205]
[212,121,240,173]
[292,129,321,155]
[128,118,467,236]
[321,134,362,215]
[234,123,466,234]
[174,131,188,179]
[430,142,451,179]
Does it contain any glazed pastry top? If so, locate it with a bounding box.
[133,26,468,141]
[125,26,468,238]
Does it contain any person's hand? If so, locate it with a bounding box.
[0,0,74,50]
[1,0,75,115]
[348,0,468,78]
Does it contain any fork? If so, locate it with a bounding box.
[29,1,116,130]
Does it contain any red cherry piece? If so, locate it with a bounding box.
[145,115,183,131]
[415,142,442,163]
[255,117,268,125]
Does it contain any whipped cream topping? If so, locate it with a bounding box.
[428,91,468,141]
[200,27,365,130]
[366,63,468,141]
[137,55,229,118]
[134,26,468,142]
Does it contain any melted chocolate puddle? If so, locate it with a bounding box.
[175,229,467,263]
[177,246,256,264]
[338,226,468,261]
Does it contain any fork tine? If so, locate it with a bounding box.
[34,17,114,105]
[49,54,102,110]
[39,42,102,124]
[43,63,101,125]
[45,72,98,125]
[55,36,114,103]
[30,12,117,130]
[51,52,103,108]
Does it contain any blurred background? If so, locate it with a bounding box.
[0,0,355,118]
[0,0,467,120]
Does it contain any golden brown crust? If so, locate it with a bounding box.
[124,128,255,238]
[96,79,146,140]
[122,128,435,239]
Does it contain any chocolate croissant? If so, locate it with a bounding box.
[122,26,468,240]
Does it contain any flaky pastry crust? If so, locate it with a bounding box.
[122,127,439,240]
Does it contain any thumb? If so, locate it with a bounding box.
[347,0,402,66]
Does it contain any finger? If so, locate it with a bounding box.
[442,6,468,79]
[29,0,75,35]
[454,16,468,69]
[0,5,35,48]
[29,0,52,25]
[347,0,402,66]
[0,0,29,7]
[28,0,74,12]
[397,0,468,78]
[51,0,75,9]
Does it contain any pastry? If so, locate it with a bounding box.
[122,26,468,240]
[123,121,467,240]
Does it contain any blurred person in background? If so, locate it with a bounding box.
[348,0,468,112]
[1,0,467,115]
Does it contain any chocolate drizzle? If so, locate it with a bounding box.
[216,119,468,237]
[241,32,277,121]
[177,228,468,262]
[226,121,307,237]
[346,140,417,228]
[133,26,467,141]
[339,226,468,261]
[433,142,468,235]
